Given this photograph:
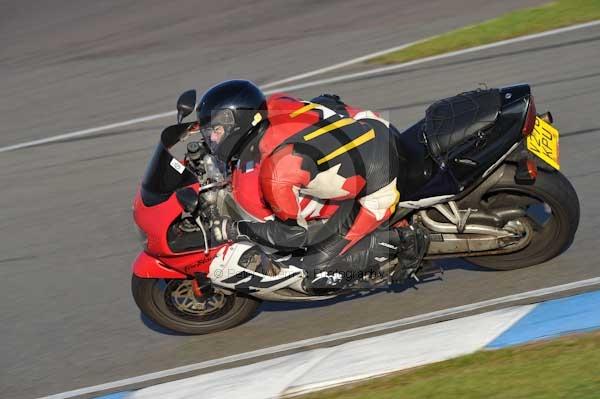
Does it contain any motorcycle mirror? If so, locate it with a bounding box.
[175,187,199,213]
[176,90,196,124]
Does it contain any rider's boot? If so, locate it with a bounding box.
[391,224,431,283]
[238,247,280,276]
[303,224,431,294]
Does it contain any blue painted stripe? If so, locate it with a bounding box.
[487,290,600,349]
[93,391,132,399]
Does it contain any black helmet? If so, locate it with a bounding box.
[196,80,267,163]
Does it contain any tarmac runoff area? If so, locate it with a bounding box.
[85,289,600,399]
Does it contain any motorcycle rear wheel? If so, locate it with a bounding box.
[132,275,261,334]
[465,168,579,270]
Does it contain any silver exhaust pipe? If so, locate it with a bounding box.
[419,210,510,236]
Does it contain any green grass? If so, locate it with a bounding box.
[299,331,600,399]
[370,0,600,65]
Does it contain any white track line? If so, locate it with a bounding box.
[0,111,176,154]
[40,276,600,399]
[260,39,428,89]
[2,20,600,155]
[269,19,600,93]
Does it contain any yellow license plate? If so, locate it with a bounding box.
[526,117,560,170]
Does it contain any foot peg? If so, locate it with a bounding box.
[389,224,431,283]
[389,260,443,285]
[416,260,444,279]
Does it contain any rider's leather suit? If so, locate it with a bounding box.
[231,93,413,291]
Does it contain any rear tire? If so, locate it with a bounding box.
[132,275,261,334]
[465,168,579,270]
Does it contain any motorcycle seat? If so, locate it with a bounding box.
[392,121,435,197]
[424,89,501,160]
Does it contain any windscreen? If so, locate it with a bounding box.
[141,123,198,206]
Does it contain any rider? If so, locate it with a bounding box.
[196,79,429,293]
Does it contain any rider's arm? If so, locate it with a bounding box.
[256,128,400,256]
[236,219,308,249]
[233,144,313,249]
[235,143,366,250]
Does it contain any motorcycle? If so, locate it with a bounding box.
[131,85,579,334]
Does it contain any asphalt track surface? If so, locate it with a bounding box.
[2,1,600,398]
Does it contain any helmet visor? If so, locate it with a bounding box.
[199,108,235,153]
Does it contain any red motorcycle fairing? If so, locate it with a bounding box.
[132,244,231,279]
[158,244,229,276]
[132,251,187,279]
[133,183,231,278]
[132,120,239,280]
[133,183,199,257]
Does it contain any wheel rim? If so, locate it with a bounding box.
[484,191,556,231]
[480,189,562,259]
[168,280,227,316]
[151,279,236,323]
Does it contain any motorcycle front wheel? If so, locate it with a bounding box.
[465,167,580,270]
[132,275,261,334]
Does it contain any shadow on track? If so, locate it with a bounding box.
[260,258,489,312]
[140,259,489,334]
[140,313,189,335]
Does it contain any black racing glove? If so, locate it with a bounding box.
[212,218,310,248]
[235,219,308,249]
[210,216,244,243]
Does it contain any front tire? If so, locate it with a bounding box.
[132,275,261,334]
[466,168,579,270]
